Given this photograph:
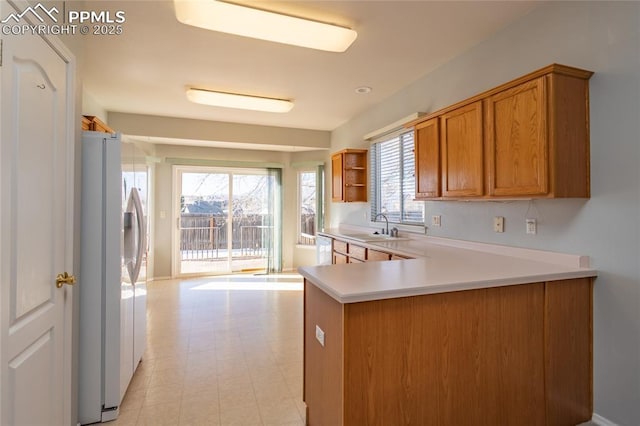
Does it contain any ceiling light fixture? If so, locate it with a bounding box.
[174,0,357,53]
[186,88,294,113]
[355,86,372,94]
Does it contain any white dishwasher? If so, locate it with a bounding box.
[316,235,333,265]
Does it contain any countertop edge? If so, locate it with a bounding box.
[304,228,597,304]
[298,266,597,304]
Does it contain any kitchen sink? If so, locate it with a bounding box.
[340,233,410,243]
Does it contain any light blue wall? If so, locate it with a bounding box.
[329,2,640,424]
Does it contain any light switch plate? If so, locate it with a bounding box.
[315,325,325,347]
[431,215,441,227]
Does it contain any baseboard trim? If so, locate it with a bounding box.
[149,276,172,281]
[592,413,619,426]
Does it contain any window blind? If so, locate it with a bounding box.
[370,130,424,225]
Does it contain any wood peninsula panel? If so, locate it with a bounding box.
[544,278,593,425]
[414,117,441,198]
[304,280,344,426]
[441,101,484,197]
[303,277,593,425]
[343,284,545,425]
[483,284,546,424]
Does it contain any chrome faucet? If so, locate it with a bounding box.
[374,213,389,235]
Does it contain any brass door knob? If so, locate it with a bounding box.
[55,272,76,288]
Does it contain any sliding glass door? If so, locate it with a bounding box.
[175,166,281,276]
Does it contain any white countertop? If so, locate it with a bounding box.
[298,228,597,304]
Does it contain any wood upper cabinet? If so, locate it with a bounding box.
[441,101,484,197]
[331,149,367,202]
[82,115,114,133]
[414,118,441,199]
[487,73,591,197]
[331,153,344,202]
[407,64,593,200]
[81,115,92,131]
[487,77,548,196]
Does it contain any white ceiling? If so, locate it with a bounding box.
[82,0,541,133]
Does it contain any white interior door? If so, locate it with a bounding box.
[0,2,75,424]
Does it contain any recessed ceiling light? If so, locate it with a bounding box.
[355,86,372,94]
[174,0,358,53]
[186,88,294,113]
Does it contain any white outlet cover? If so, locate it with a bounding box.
[432,215,441,227]
[493,216,505,233]
[315,325,325,347]
[526,218,537,235]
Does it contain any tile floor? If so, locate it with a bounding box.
[113,274,305,426]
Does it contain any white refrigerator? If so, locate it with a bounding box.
[79,131,148,424]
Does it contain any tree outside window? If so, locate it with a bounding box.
[298,170,317,245]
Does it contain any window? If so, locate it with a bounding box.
[298,170,317,245]
[370,130,424,225]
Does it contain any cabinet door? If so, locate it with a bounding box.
[367,249,391,262]
[414,118,440,198]
[333,252,348,264]
[390,254,411,260]
[348,244,367,262]
[487,77,548,196]
[331,153,344,202]
[441,101,484,197]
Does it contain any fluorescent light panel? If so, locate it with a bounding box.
[174,0,357,52]
[186,88,294,113]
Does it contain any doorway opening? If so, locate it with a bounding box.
[174,166,282,276]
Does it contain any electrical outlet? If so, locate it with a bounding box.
[493,216,505,233]
[526,218,537,235]
[431,215,441,227]
[315,325,325,347]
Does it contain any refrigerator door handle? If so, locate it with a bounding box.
[127,187,146,284]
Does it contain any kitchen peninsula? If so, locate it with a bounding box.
[298,230,597,426]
